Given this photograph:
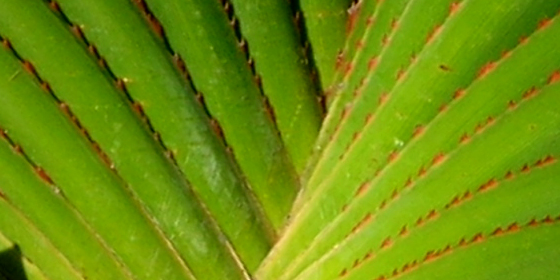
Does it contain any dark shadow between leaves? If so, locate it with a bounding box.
[0,245,28,280]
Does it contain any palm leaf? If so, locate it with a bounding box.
[0,0,559,279]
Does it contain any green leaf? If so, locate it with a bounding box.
[141,0,300,231]
[1,0,560,279]
[49,0,275,271]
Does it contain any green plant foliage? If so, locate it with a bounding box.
[1,0,559,280]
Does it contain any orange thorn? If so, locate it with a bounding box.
[404,177,413,188]
[210,119,224,139]
[507,223,520,232]
[49,1,61,11]
[148,16,164,38]
[368,57,378,70]
[115,79,126,91]
[363,251,373,260]
[542,216,554,224]
[410,54,417,64]
[538,18,552,30]
[446,196,460,208]
[380,237,392,249]
[335,52,345,70]
[35,167,54,185]
[409,260,418,270]
[527,218,538,227]
[426,209,438,220]
[522,87,538,99]
[396,68,405,81]
[432,153,446,166]
[449,2,460,16]
[477,62,496,78]
[453,89,466,99]
[391,18,398,30]
[521,164,530,173]
[501,50,513,59]
[346,1,361,33]
[1,38,12,49]
[471,233,484,243]
[379,200,387,210]
[424,250,436,261]
[98,58,108,68]
[504,171,514,180]
[401,263,410,273]
[344,62,354,77]
[132,102,145,117]
[70,25,85,40]
[366,16,375,27]
[88,45,100,58]
[381,34,389,46]
[541,155,556,166]
[412,125,425,138]
[355,181,370,197]
[365,113,375,124]
[507,100,517,110]
[388,150,399,163]
[153,132,162,143]
[352,131,361,142]
[13,145,23,154]
[399,225,408,236]
[474,123,484,134]
[356,39,364,50]
[40,82,51,92]
[342,104,352,119]
[478,178,498,192]
[492,227,504,236]
[459,133,470,144]
[548,71,560,84]
[379,93,388,105]
[426,25,442,44]
[22,60,37,76]
[391,189,399,199]
[417,166,427,177]
[353,259,360,268]
[358,213,373,229]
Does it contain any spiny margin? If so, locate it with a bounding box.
[389,221,560,280]
[301,0,459,207]
[295,14,560,274]
[141,0,300,232]
[260,3,560,278]
[289,73,560,280]
[337,155,558,279]
[222,0,324,173]
[48,0,275,274]
[299,0,354,89]
[0,29,198,279]
[0,1,250,279]
[0,115,134,279]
